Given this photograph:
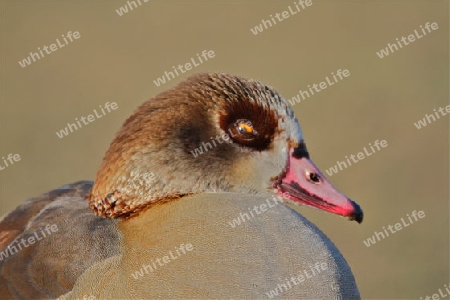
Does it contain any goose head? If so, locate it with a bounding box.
[87,72,363,223]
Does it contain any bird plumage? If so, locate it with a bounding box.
[0,72,362,299]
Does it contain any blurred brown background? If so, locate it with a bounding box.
[1,1,448,299]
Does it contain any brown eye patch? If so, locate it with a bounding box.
[219,99,278,151]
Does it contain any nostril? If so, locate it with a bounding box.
[308,172,321,183]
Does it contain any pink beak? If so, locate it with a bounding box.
[274,148,363,223]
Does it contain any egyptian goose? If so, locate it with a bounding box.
[0,72,363,299]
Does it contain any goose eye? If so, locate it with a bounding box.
[236,120,256,135]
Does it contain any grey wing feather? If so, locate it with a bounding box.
[0,181,121,300]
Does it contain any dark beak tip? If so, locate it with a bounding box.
[354,212,364,224]
[349,200,364,224]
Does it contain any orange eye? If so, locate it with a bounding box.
[238,122,254,134]
[230,119,257,141]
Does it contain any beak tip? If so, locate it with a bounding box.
[348,200,364,224]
